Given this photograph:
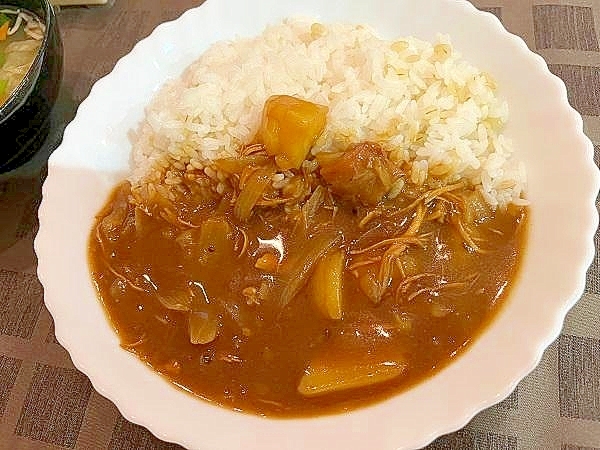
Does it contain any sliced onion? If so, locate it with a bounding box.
[188,311,219,345]
[277,230,342,308]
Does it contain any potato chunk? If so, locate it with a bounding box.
[257,95,328,170]
[298,358,406,397]
[309,249,345,319]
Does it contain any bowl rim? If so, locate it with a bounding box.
[0,0,55,123]
[34,0,600,449]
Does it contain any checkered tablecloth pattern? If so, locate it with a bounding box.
[0,1,599,448]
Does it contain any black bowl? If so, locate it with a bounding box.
[0,0,63,173]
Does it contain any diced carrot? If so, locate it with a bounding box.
[255,253,279,273]
[0,22,9,41]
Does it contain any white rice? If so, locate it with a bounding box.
[129,19,526,207]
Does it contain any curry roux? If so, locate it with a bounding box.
[89,141,527,417]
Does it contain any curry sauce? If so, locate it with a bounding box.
[89,96,527,417]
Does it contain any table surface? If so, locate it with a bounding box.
[1,0,599,449]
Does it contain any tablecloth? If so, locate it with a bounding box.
[0,0,599,448]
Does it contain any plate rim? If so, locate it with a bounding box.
[35,0,600,448]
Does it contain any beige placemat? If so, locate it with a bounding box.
[0,1,599,449]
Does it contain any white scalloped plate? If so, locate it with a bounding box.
[35,0,599,448]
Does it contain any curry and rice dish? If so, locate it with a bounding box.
[89,20,528,417]
[0,6,45,106]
